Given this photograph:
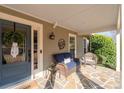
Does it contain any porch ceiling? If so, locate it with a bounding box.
[3,4,119,34]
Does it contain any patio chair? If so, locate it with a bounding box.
[80,52,98,68]
[53,52,80,78]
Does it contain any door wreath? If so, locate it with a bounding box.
[2,31,24,47]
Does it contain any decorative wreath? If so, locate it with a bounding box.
[58,39,65,50]
[2,31,24,46]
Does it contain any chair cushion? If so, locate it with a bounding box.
[64,53,72,58]
[64,58,71,64]
[66,62,76,70]
[53,54,64,63]
[53,52,72,63]
[86,57,93,60]
[86,59,94,62]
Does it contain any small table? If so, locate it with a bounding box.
[47,64,59,85]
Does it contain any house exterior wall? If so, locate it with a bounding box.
[43,23,76,70]
[0,6,83,71]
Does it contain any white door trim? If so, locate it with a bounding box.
[0,12,43,80]
[68,33,77,57]
[32,28,43,79]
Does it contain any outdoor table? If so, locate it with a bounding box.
[46,64,60,86]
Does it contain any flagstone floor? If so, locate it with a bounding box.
[35,65,121,89]
[18,65,121,89]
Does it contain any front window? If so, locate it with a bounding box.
[1,20,29,64]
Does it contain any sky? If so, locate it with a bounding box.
[93,31,116,42]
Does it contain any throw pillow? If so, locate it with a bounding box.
[64,58,71,64]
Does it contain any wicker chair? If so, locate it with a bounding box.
[53,52,80,78]
[80,52,98,68]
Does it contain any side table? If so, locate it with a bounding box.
[47,64,60,86]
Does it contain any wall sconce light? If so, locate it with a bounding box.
[49,32,55,40]
[49,22,57,40]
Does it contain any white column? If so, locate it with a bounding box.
[116,32,120,72]
[116,5,121,72]
[86,39,89,52]
[83,37,89,54]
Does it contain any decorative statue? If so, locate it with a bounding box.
[11,42,19,58]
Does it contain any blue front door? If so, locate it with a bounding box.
[0,19,31,88]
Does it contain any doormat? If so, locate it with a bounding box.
[16,80,39,89]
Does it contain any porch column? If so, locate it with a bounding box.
[83,37,89,54]
[116,5,121,72]
[116,32,120,72]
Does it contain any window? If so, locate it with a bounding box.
[69,34,76,58]
[33,30,38,70]
[1,20,31,64]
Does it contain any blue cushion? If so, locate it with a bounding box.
[64,52,72,58]
[53,52,72,63]
[53,54,64,63]
[66,62,76,70]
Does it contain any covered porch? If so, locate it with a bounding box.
[0,4,121,89]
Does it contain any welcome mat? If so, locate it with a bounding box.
[16,80,39,89]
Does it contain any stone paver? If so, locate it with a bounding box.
[16,80,40,89]
[19,65,121,89]
[64,79,76,89]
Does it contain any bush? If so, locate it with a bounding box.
[97,54,107,64]
[90,34,116,69]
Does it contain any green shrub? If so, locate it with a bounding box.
[97,54,107,64]
[90,34,116,69]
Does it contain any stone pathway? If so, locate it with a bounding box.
[24,65,121,89]
[16,80,39,89]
